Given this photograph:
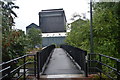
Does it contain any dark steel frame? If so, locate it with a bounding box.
[0,54,37,80]
[90,0,94,54]
[60,45,88,77]
[88,53,120,80]
[0,45,55,80]
[37,45,55,79]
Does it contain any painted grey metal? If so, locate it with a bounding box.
[42,36,65,47]
[39,8,66,33]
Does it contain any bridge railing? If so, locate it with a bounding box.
[88,53,120,80]
[0,45,55,80]
[37,44,55,79]
[60,44,88,77]
[0,54,36,80]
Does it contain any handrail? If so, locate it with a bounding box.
[99,53,119,61]
[0,54,36,80]
[36,45,55,79]
[60,44,88,77]
[88,53,120,80]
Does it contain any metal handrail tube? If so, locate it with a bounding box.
[10,62,29,74]
[0,66,10,73]
[99,53,119,61]
[0,55,27,66]
[99,62,117,72]
[88,53,120,80]
[17,73,25,80]
[89,67,116,80]
[0,54,36,80]
[0,54,36,66]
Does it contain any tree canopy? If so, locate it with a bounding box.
[65,2,120,59]
[27,27,42,48]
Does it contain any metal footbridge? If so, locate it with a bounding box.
[1,45,120,80]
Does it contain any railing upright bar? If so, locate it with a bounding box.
[85,58,88,77]
[37,52,40,79]
[40,52,42,72]
[18,69,20,77]
[117,60,120,80]
[88,54,90,74]
[34,55,36,77]
[99,54,102,80]
[23,56,26,80]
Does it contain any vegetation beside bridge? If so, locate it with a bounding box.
[65,2,120,78]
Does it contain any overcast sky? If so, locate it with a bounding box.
[13,0,90,32]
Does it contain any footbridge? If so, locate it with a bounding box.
[1,45,120,80]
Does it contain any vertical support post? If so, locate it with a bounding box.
[117,60,120,80]
[90,0,94,54]
[89,0,94,74]
[34,55,36,77]
[18,69,20,77]
[99,54,102,80]
[23,56,26,80]
[88,54,91,74]
[37,52,40,79]
[40,52,42,72]
[85,55,88,77]
[85,57,88,77]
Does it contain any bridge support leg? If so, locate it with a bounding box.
[85,62,88,77]
[117,61,120,80]
[23,56,26,80]
[37,52,40,79]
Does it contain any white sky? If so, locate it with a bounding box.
[13,0,90,32]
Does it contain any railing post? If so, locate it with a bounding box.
[23,56,26,80]
[88,53,91,74]
[37,52,40,79]
[40,52,42,72]
[99,54,102,80]
[34,55,36,77]
[117,60,120,80]
[18,69,20,77]
[85,55,88,77]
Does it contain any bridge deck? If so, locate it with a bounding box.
[43,48,83,75]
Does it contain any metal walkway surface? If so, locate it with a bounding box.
[43,48,83,75]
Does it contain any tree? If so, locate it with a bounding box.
[66,2,120,58]
[65,18,90,52]
[1,1,32,79]
[65,2,120,77]
[92,2,120,58]
[27,27,42,48]
[1,1,21,61]
[1,1,19,33]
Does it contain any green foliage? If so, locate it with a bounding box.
[93,2,120,58]
[27,27,42,48]
[66,2,120,58]
[65,2,120,78]
[1,1,29,62]
[1,1,19,30]
[2,29,28,61]
[65,19,90,52]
